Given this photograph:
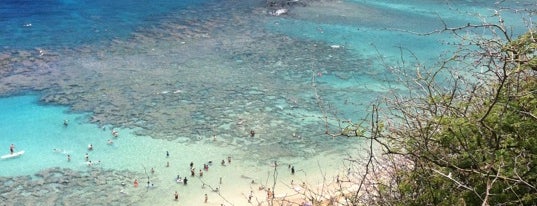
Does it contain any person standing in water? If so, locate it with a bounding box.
[9,144,15,154]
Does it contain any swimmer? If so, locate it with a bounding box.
[87,161,93,167]
[199,169,203,177]
[291,166,295,175]
[166,151,169,158]
[174,191,179,201]
[205,193,208,203]
[190,161,194,168]
[227,156,231,164]
[221,160,225,166]
[250,130,255,137]
[63,119,68,127]
[88,144,93,151]
[84,153,89,161]
[151,168,155,174]
[67,154,71,162]
[183,177,188,185]
[166,161,170,167]
[134,179,139,187]
[112,129,119,137]
[107,139,113,145]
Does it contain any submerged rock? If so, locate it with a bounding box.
[1,168,146,206]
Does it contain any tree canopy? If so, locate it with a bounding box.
[373,22,537,206]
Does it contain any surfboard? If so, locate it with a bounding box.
[1,150,25,159]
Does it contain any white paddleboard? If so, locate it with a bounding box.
[1,150,25,159]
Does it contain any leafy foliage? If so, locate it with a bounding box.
[375,26,537,205]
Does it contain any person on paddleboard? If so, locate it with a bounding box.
[10,144,15,155]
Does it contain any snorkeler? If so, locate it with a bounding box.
[112,129,119,137]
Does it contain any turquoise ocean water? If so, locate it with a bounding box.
[1,0,535,205]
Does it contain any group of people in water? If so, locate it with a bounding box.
[59,120,120,166]
[168,154,235,202]
[55,119,302,204]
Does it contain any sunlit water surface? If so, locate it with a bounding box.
[0,0,534,205]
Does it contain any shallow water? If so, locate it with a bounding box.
[0,0,534,205]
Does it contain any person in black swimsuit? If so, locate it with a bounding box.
[9,144,15,154]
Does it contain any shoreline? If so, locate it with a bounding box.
[1,143,355,206]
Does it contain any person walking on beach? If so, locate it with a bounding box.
[267,188,273,200]
[204,193,208,203]
[9,144,15,154]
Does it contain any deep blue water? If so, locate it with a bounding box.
[0,0,211,49]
